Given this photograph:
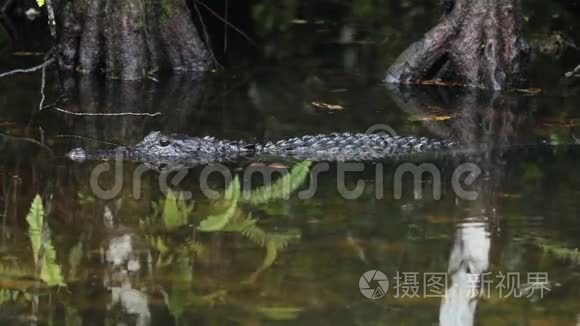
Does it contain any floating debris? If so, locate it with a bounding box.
[409,114,454,122]
[565,64,580,78]
[401,79,468,88]
[311,101,344,111]
[513,88,543,95]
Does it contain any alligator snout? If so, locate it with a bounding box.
[67,148,87,162]
[67,146,130,162]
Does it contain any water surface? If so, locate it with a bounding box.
[1,1,580,325]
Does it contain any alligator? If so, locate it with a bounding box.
[67,131,458,168]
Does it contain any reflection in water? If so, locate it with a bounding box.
[109,286,150,326]
[440,219,491,326]
[103,226,150,325]
[1,48,580,325]
[1,0,580,323]
[60,74,211,144]
[387,87,510,325]
[385,84,537,147]
[386,85,575,325]
[104,229,151,326]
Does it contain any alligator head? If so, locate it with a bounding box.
[67,131,251,167]
[129,131,227,157]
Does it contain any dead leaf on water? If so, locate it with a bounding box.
[539,118,578,128]
[290,19,308,24]
[268,163,289,170]
[248,162,289,170]
[498,193,523,199]
[409,114,454,122]
[513,88,543,95]
[426,215,455,224]
[248,163,267,168]
[311,101,344,111]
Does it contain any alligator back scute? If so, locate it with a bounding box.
[256,133,455,161]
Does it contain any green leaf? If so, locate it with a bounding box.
[162,191,194,231]
[241,161,311,205]
[198,177,241,232]
[25,195,65,287]
[40,242,64,286]
[167,252,193,318]
[155,237,169,254]
[259,231,300,270]
[36,0,45,7]
[25,195,44,262]
[68,240,83,280]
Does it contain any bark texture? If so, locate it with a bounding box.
[385,0,530,90]
[57,0,211,80]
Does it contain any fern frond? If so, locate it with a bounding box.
[26,195,44,262]
[25,195,65,287]
[241,161,311,205]
[162,191,194,231]
[198,177,241,232]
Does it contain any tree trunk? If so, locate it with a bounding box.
[385,0,530,90]
[56,0,211,80]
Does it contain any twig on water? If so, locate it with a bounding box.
[55,134,123,147]
[565,64,580,78]
[193,0,256,46]
[40,94,67,111]
[224,0,228,52]
[192,0,221,68]
[38,59,48,111]
[1,0,14,14]
[49,107,162,117]
[147,75,159,82]
[0,57,55,79]
[0,133,53,155]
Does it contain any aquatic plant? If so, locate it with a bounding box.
[197,175,241,232]
[25,195,65,287]
[158,191,195,231]
[136,161,311,319]
[241,161,312,205]
[537,240,580,265]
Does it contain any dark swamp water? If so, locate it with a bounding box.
[2,1,580,325]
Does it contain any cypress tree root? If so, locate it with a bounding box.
[56,0,211,80]
[385,0,530,90]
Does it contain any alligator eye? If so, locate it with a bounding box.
[159,139,170,147]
